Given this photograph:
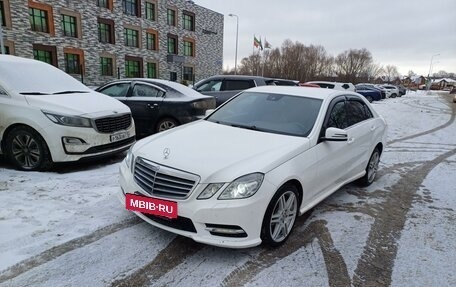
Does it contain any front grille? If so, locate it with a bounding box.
[141,213,196,233]
[95,114,132,133]
[134,157,199,199]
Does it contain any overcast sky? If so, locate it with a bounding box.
[196,0,455,76]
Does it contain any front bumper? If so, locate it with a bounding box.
[118,160,274,248]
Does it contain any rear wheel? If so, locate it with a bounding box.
[261,184,299,247]
[155,118,179,133]
[5,126,52,171]
[357,147,380,186]
[391,93,397,98]
[365,95,373,103]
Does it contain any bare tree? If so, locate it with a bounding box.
[334,48,373,83]
[383,65,400,83]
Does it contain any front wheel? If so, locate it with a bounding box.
[155,118,179,133]
[261,184,299,247]
[391,93,397,98]
[5,126,52,171]
[365,95,373,103]
[357,147,381,186]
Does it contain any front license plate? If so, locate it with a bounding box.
[125,193,178,219]
[110,131,129,142]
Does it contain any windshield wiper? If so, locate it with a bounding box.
[20,92,50,95]
[52,90,89,95]
[230,123,259,131]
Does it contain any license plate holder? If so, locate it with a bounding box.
[110,131,129,142]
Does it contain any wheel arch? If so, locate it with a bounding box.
[279,179,304,210]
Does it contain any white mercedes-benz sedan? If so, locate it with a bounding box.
[118,86,387,248]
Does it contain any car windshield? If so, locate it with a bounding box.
[0,58,90,95]
[206,91,322,137]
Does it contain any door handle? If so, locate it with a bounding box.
[147,103,158,109]
[370,125,377,131]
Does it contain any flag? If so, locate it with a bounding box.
[264,39,271,49]
[254,36,263,50]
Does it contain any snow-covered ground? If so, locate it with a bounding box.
[0,91,455,287]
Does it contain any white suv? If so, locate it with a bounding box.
[380,84,400,98]
[0,55,135,171]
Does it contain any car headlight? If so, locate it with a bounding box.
[124,146,135,172]
[43,111,92,128]
[218,173,264,200]
[197,183,224,200]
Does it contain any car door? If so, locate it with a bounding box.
[125,82,165,136]
[344,97,376,176]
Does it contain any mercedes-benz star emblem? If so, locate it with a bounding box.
[163,148,171,159]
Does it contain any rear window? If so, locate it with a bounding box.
[316,83,335,89]
[223,80,255,91]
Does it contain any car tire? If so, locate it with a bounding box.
[5,126,52,171]
[155,117,179,133]
[261,184,299,247]
[365,95,373,103]
[357,147,381,187]
[391,93,397,98]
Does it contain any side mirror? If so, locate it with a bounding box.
[321,127,348,142]
[205,109,214,117]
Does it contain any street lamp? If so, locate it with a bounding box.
[228,14,239,75]
[427,53,440,90]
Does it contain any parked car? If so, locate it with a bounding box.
[356,84,386,99]
[0,55,135,171]
[193,75,275,106]
[355,87,382,102]
[299,83,321,88]
[118,86,387,248]
[381,84,401,98]
[397,85,407,96]
[271,78,299,86]
[96,79,216,138]
[305,81,355,91]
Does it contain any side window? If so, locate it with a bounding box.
[223,80,254,91]
[327,101,349,129]
[99,83,130,97]
[342,83,349,89]
[346,100,372,126]
[196,80,222,92]
[132,84,163,97]
[317,83,335,89]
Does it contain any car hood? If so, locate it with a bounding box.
[133,120,311,183]
[25,91,131,117]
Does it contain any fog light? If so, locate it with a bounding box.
[62,137,89,154]
[205,224,247,238]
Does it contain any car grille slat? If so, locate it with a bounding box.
[133,157,199,199]
[95,114,132,133]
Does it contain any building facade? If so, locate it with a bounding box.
[0,0,224,86]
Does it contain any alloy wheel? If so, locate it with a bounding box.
[269,190,298,243]
[367,151,380,183]
[11,133,42,169]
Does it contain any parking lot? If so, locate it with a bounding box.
[0,91,455,287]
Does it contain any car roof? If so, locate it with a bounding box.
[202,75,272,80]
[245,85,357,100]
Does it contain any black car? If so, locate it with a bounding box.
[193,75,275,106]
[96,79,216,138]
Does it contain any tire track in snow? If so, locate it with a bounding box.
[0,216,141,283]
[110,236,204,287]
[352,147,456,286]
[220,218,351,287]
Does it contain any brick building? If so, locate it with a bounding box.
[0,0,224,86]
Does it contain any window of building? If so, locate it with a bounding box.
[123,0,140,17]
[100,57,114,76]
[146,30,158,50]
[0,0,5,26]
[97,0,112,9]
[183,11,195,31]
[183,38,195,57]
[98,18,115,44]
[170,72,177,82]
[167,8,176,26]
[29,7,48,33]
[146,62,157,78]
[125,56,142,78]
[61,14,77,37]
[65,53,81,74]
[32,44,57,67]
[124,28,139,48]
[167,34,178,54]
[29,1,54,35]
[145,1,156,21]
[183,66,194,82]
